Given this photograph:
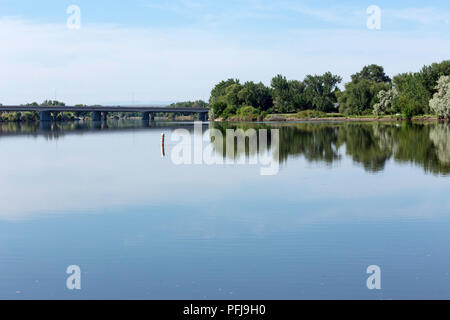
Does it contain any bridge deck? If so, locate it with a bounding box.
[0,106,209,113]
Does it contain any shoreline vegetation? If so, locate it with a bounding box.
[209,60,450,122]
[2,60,450,123]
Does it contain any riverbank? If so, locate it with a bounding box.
[0,112,446,123]
[216,114,444,122]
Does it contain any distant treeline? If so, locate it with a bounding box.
[208,60,450,120]
[160,100,208,119]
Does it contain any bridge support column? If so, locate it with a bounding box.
[92,111,101,122]
[40,111,51,122]
[40,121,51,131]
[142,112,150,121]
[198,112,208,122]
[102,112,108,121]
[150,113,155,121]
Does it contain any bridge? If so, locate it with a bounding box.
[0,105,210,122]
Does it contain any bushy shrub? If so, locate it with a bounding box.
[221,105,238,119]
[0,112,21,122]
[21,111,39,121]
[211,101,227,118]
[236,106,261,121]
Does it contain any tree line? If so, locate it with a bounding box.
[208,60,450,120]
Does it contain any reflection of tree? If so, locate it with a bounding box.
[2,120,450,176]
[211,122,450,175]
[0,120,188,140]
[430,124,450,165]
[338,124,392,172]
[209,123,275,161]
[279,124,340,164]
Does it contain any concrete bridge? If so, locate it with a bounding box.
[0,105,210,122]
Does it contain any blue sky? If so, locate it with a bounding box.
[1,0,449,104]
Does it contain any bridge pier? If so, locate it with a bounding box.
[142,112,155,122]
[40,111,51,122]
[40,121,51,131]
[198,112,208,122]
[92,111,102,122]
[142,112,150,121]
[102,112,108,121]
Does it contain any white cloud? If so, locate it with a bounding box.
[0,16,450,105]
[291,5,364,25]
[385,7,450,26]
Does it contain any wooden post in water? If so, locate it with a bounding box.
[160,133,165,158]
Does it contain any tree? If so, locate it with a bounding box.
[224,83,244,106]
[429,75,450,119]
[211,101,227,118]
[41,100,66,106]
[252,82,273,111]
[239,81,273,111]
[169,100,208,108]
[420,60,450,96]
[303,72,342,112]
[271,74,291,112]
[351,64,391,83]
[373,88,398,116]
[393,72,430,118]
[289,80,309,111]
[209,79,240,105]
[271,75,308,113]
[338,80,390,115]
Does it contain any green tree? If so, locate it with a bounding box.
[41,100,66,106]
[211,101,227,118]
[420,60,450,96]
[289,80,309,111]
[271,74,292,112]
[338,80,390,115]
[224,83,244,107]
[393,72,430,118]
[209,79,240,105]
[237,81,273,111]
[303,72,342,112]
[351,64,391,83]
[429,75,450,119]
[252,82,273,111]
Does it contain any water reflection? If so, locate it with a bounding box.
[1,120,450,299]
[1,120,450,176]
[0,120,197,140]
[210,122,450,176]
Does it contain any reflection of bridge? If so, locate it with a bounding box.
[0,120,208,140]
[0,105,209,122]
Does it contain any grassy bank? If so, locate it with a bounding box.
[215,112,442,122]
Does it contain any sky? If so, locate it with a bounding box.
[0,0,450,105]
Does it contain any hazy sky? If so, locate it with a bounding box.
[1,0,450,105]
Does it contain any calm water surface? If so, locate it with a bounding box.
[0,120,449,299]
